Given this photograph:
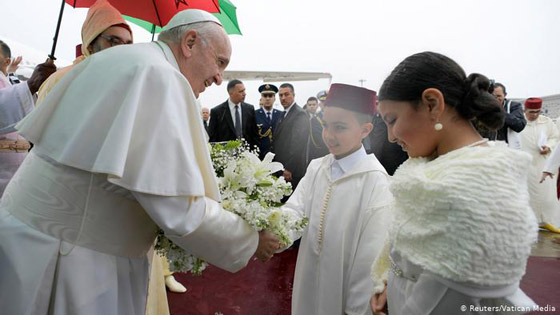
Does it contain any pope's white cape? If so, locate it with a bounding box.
[16,41,219,199]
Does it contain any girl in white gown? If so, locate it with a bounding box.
[370,52,538,315]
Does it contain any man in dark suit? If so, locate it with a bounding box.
[271,83,309,190]
[366,112,408,175]
[491,82,526,149]
[208,79,258,148]
[305,96,329,164]
[255,84,283,160]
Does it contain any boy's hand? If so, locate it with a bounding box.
[540,146,551,155]
[283,169,292,181]
[255,230,281,262]
[370,284,388,315]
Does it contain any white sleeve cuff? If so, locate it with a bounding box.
[132,192,258,273]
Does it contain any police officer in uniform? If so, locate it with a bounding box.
[255,84,282,159]
[316,90,328,119]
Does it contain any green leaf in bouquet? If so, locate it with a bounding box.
[225,140,242,150]
[256,180,273,187]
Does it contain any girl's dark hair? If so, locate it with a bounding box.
[379,51,504,130]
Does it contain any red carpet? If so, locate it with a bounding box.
[522,257,560,315]
[169,251,560,315]
[169,248,298,315]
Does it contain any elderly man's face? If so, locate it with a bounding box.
[201,108,210,120]
[89,25,133,55]
[492,86,506,106]
[525,109,541,122]
[261,93,275,110]
[279,87,295,109]
[182,26,231,98]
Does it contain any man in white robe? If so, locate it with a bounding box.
[520,97,560,231]
[0,60,56,196]
[0,10,279,315]
[0,84,34,131]
[281,84,393,315]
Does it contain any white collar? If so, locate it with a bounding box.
[228,99,241,109]
[284,102,296,114]
[154,41,180,72]
[332,146,367,177]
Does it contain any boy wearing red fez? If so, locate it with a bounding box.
[281,84,393,314]
[521,97,560,233]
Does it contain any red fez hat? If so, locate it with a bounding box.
[323,83,377,115]
[525,97,542,110]
[76,44,83,58]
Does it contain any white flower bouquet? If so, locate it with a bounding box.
[155,140,308,275]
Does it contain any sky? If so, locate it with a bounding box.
[2,0,559,109]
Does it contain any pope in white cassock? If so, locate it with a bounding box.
[281,84,393,315]
[0,10,280,315]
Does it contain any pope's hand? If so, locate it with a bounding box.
[255,230,281,262]
[370,284,388,315]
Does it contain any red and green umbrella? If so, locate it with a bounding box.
[124,0,242,36]
[50,0,228,59]
[65,0,220,27]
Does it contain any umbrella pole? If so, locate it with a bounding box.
[151,24,155,42]
[49,0,67,60]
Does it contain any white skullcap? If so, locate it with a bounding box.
[162,9,222,31]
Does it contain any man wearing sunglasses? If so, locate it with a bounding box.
[255,83,282,159]
[37,0,133,104]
